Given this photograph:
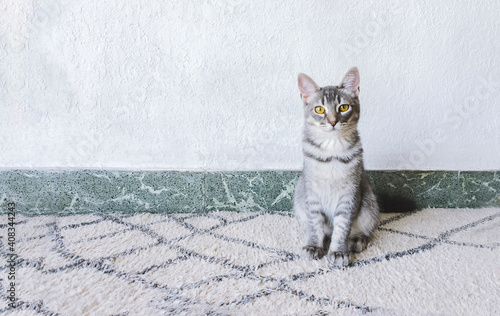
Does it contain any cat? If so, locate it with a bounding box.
[294,67,379,266]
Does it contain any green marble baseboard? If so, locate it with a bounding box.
[0,170,498,215]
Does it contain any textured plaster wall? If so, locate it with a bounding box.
[1,0,499,171]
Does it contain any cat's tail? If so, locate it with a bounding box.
[377,194,416,213]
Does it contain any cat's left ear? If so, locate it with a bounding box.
[340,67,360,97]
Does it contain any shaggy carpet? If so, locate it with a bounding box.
[0,208,499,315]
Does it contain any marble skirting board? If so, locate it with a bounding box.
[0,170,498,215]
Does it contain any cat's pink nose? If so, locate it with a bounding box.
[330,121,337,127]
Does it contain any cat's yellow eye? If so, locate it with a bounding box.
[339,104,349,112]
[315,106,325,114]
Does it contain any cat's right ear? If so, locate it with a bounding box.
[298,73,319,102]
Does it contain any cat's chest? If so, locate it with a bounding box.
[307,164,348,209]
[303,138,354,179]
[320,138,346,155]
[307,160,351,185]
[302,130,360,183]
[303,139,356,189]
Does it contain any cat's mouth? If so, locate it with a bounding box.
[318,125,339,133]
[322,123,338,131]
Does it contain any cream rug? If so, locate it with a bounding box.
[1,208,499,315]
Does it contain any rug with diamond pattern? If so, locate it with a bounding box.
[1,208,499,315]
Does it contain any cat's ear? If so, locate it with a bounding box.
[340,67,360,97]
[298,73,319,102]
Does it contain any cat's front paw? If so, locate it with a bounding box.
[327,251,350,267]
[302,245,325,260]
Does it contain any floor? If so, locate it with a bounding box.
[0,208,499,315]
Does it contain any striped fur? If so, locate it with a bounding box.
[294,68,380,266]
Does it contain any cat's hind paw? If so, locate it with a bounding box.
[327,251,350,267]
[348,236,368,253]
[302,245,326,260]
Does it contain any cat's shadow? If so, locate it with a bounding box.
[377,194,417,213]
[318,235,332,259]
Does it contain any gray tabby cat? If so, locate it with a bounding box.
[294,67,379,266]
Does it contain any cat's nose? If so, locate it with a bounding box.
[330,121,337,127]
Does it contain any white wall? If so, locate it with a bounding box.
[1,0,499,171]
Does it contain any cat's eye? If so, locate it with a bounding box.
[315,106,325,114]
[339,104,349,112]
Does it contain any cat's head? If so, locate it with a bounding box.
[298,67,361,134]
